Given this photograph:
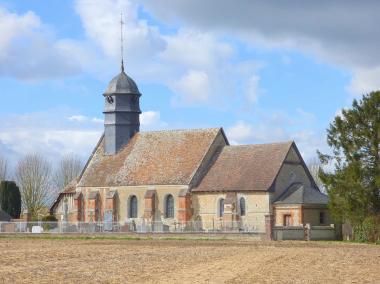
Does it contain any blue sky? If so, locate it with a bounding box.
[0,0,378,168]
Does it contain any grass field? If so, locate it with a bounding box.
[0,235,378,283]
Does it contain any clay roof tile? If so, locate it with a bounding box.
[193,141,293,192]
[78,128,221,187]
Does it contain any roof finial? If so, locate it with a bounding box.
[120,12,125,72]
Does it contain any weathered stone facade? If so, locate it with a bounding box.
[50,67,332,239]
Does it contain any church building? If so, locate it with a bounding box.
[50,62,330,239]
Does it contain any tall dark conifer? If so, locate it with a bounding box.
[319,91,380,226]
[0,181,21,219]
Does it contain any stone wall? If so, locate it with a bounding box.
[303,206,332,226]
[274,205,331,227]
[274,226,305,240]
[52,193,76,222]
[274,205,302,226]
[192,191,270,232]
[274,225,336,241]
[76,185,189,224]
[309,226,336,240]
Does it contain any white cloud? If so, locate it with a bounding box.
[0,1,264,109]
[74,0,166,80]
[347,67,380,97]
[226,107,328,161]
[226,121,254,144]
[91,117,104,124]
[171,70,209,104]
[160,29,233,70]
[142,0,380,97]
[0,7,87,80]
[0,9,40,58]
[0,129,101,158]
[245,75,262,105]
[227,119,287,145]
[140,111,167,130]
[0,109,103,165]
[68,115,103,124]
[73,0,261,107]
[68,115,88,122]
[140,111,160,125]
[0,108,168,166]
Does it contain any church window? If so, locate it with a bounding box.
[218,198,224,217]
[165,194,174,218]
[239,197,246,216]
[129,195,138,218]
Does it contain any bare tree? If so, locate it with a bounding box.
[15,153,52,217]
[307,157,325,193]
[0,154,7,182]
[53,154,83,193]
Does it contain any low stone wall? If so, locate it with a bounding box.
[274,226,305,240]
[309,226,336,240]
[274,225,337,241]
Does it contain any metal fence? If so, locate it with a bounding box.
[0,220,265,234]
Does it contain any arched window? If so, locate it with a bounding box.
[239,197,246,216]
[129,195,138,218]
[165,194,174,218]
[218,198,224,217]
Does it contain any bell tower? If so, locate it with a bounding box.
[103,13,141,155]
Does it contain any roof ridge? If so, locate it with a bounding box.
[139,127,221,134]
[227,141,294,148]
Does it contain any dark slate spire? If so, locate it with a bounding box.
[120,12,125,73]
[102,12,141,155]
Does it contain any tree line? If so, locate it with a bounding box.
[0,153,83,219]
[318,91,380,242]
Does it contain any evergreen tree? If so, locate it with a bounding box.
[0,181,21,218]
[318,91,380,227]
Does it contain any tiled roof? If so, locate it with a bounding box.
[274,183,328,205]
[78,128,222,187]
[49,179,77,213]
[193,142,293,192]
[62,179,77,193]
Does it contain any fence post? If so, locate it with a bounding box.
[304,223,311,241]
[264,214,274,240]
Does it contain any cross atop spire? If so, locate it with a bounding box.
[120,12,125,72]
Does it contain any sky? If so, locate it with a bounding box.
[0,0,378,170]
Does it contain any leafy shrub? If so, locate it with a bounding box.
[41,215,58,230]
[354,215,380,242]
[42,215,58,222]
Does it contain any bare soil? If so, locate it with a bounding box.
[0,236,379,283]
